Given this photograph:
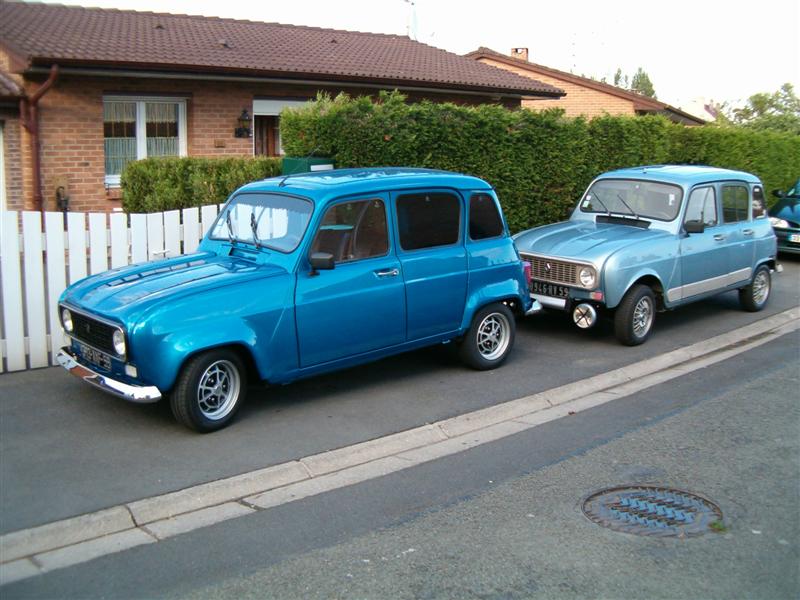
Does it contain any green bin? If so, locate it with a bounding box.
[281,157,335,175]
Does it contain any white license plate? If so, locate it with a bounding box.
[77,342,112,371]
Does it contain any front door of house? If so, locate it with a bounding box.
[254,115,279,157]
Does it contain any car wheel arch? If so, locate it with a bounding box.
[169,342,261,392]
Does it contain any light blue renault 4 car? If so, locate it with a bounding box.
[514,165,778,346]
[57,168,533,432]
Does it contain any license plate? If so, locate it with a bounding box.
[77,342,112,371]
[790,234,800,243]
[531,280,570,299]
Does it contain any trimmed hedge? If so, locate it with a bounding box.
[121,156,282,213]
[281,91,800,232]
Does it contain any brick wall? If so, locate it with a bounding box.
[1,108,23,210]
[477,57,635,119]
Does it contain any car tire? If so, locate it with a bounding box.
[459,303,516,370]
[170,349,247,433]
[739,265,771,312]
[614,284,656,346]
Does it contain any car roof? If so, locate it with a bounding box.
[596,165,761,186]
[236,167,493,199]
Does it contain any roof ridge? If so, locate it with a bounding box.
[4,1,413,39]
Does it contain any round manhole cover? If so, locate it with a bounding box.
[582,485,723,538]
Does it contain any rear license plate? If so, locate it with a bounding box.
[531,280,570,299]
[789,233,800,243]
[77,342,112,371]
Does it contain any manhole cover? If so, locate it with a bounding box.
[582,485,723,537]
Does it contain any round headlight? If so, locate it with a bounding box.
[769,217,789,229]
[579,266,596,289]
[61,308,73,332]
[112,329,126,356]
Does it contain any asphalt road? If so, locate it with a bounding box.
[4,322,797,599]
[1,258,798,534]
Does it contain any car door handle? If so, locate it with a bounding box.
[374,268,399,278]
[713,234,726,241]
[742,229,754,236]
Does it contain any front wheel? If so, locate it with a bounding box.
[170,349,247,433]
[459,303,516,370]
[739,265,771,312]
[614,285,656,346]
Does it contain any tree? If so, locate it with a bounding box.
[726,83,800,135]
[630,68,657,98]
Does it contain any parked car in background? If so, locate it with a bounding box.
[514,165,778,346]
[57,168,534,432]
[769,178,800,255]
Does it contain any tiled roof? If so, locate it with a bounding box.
[0,2,564,98]
[466,47,705,124]
[0,68,23,98]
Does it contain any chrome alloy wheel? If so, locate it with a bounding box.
[196,360,241,421]
[632,296,654,338]
[476,312,511,361]
[752,269,770,305]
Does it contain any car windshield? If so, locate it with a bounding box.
[580,179,683,222]
[210,192,313,253]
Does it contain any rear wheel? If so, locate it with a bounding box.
[459,303,516,370]
[614,285,656,346]
[170,349,247,433]
[739,265,771,312]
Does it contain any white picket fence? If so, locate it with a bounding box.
[0,206,223,373]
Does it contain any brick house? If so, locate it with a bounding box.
[0,2,564,213]
[467,47,704,125]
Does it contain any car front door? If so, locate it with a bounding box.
[295,195,406,367]
[677,185,729,301]
[393,189,468,340]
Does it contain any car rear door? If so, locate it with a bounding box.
[719,182,755,285]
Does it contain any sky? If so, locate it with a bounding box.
[48,0,800,110]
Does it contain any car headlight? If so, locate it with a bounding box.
[61,308,73,332]
[112,329,126,356]
[579,266,597,289]
[770,217,789,229]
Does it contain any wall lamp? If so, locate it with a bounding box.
[234,108,252,138]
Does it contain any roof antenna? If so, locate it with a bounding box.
[278,145,322,187]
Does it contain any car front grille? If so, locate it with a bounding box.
[70,312,117,356]
[522,254,578,286]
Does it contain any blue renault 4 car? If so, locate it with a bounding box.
[57,168,534,432]
[514,165,778,346]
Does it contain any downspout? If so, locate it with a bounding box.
[20,64,59,214]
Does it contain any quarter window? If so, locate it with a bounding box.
[752,186,767,219]
[310,199,389,263]
[103,97,187,187]
[396,192,461,251]
[684,187,718,227]
[721,185,749,223]
[469,193,504,240]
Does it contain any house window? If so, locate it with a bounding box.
[103,97,187,186]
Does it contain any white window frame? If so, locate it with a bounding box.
[103,96,188,187]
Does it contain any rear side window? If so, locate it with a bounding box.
[469,193,504,240]
[684,186,718,227]
[752,186,767,219]
[396,192,461,250]
[721,185,749,223]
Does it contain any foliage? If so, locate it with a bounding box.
[121,156,282,213]
[281,91,800,231]
[720,83,800,136]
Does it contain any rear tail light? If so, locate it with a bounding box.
[523,261,532,288]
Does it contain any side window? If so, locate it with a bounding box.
[752,185,767,219]
[310,199,388,263]
[684,186,718,227]
[721,185,749,223]
[469,193,504,240]
[396,192,461,251]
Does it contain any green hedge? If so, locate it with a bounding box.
[281,91,800,232]
[121,156,282,213]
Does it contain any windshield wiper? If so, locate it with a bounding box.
[225,212,237,245]
[616,193,641,220]
[250,211,262,249]
[590,192,612,216]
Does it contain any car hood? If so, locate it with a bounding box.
[770,198,800,227]
[513,220,673,265]
[61,252,288,325]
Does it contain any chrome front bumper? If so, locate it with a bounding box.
[57,347,162,403]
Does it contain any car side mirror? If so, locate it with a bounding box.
[772,189,786,199]
[309,251,335,276]
[684,220,705,234]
